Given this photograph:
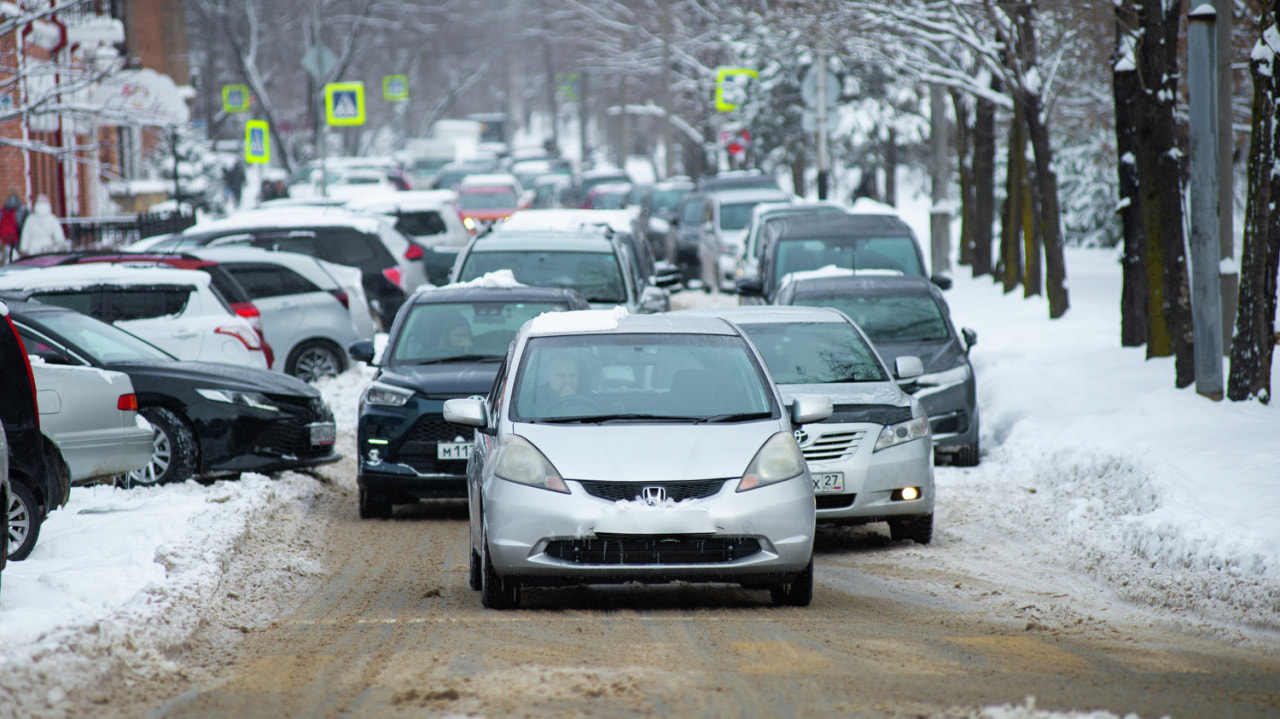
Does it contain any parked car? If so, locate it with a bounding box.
[680,305,936,541]
[348,283,589,518]
[128,207,426,330]
[574,167,632,208]
[775,274,979,466]
[736,202,848,291]
[666,191,706,284]
[443,309,832,608]
[450,230,668,314]
[1,299,59,561]
[186,247,360,381]
[32,361,153,486]
[345,190,470,286]
[638,177,694,261]
[697,169,784,193]
[6,298,339,487]
[0,264,269,369]
[698,187,794,292]
[455,173,523,234]
[736,212,945,303]
[0,251,277,369]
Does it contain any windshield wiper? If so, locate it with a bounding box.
[407,354,502,365]
[695,411,774,424]
[533,413,698,424]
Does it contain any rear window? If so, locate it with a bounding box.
[315,229,388,269]
[100,286,193,322]
[394,211,448,237]
[797,294,950,343]
[225,265,321,299]
[774,235,925,284]
[390,301,569,363]
[458,250,626,304]
[458,188,518,210]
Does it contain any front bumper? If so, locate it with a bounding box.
[357,406,471,500]
[798,422,935,524]
[483,473,815,585]
[913,379,979,456]
[196,395,340,476]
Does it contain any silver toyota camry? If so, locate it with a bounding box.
[444,309,831,609]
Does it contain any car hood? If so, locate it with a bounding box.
[871,339,965,374]
[377,361,501,396]
[106,360,321,397]
[517,422,780,482]
[779,382,910,408]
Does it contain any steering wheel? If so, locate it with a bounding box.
[545,394,604,415]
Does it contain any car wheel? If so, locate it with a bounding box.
[953,442,980,467]
[123,407,197,488]
[6,480,43,561]
[889,513,934,545]
[480,527,518,609]
[287,340,346,382]
[468,547,481,591]
[358,487,393,519]
[770,558,813,607]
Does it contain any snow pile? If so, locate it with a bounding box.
[448,268,525,289]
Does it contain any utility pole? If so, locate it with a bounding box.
[1188,6,1224,400]
[815,48,830,200]
[929,84,951,276]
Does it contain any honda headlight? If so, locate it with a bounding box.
[737,432,807,492]
[196,388,279,412]
[493,435,568,493]
[364,381,414,407]
[874,415,930,452]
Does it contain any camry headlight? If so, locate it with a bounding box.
[874,415,930,452]
[364,381,414,407]
[915,364,970,388]
[196,388,279,412]
[493,435,568,493]
[737,432,807,492]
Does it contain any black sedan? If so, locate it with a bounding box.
[348,284,589,518]
[4,298,339,486]
[2,300,60,560]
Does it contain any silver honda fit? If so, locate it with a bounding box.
[444,309,831,609]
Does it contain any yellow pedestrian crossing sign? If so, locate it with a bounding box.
[223,84,250,113]
[383,75,409,101]
[325,82,366,126]
[245,120,270,164]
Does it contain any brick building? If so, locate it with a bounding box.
[0,0,189,224]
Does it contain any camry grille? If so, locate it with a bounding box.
[799,429,865,461]
[577,479,726,502]
[544,536,761,565]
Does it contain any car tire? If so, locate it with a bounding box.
[6,479,43,561]
[953,442,980,467]
[770,558,813,607]
[889,513,934,545]
[358,487,393,519]
[287,340,346,382]
[480,528,518,609]
[468,547,482,591]
[123,407,197,488]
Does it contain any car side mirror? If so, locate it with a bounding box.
[930,274,953,290]
[348,340,376,365]
[894,356,925,380]
[790,396,833,425]
[962,328,977,353]
[640,286,668,313]
[443,397,488,428]
[735,277,763,297]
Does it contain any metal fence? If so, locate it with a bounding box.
[62,211,197,249]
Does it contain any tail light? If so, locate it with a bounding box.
[329,289,350,309]
[215,324,263,350]
[118,394,138,411]
[382,267,404,290]
[404,243,425,260]
[229,301,272,367]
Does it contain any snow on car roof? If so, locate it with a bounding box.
[447,269,524,289]
[0,263,211,290]
[344,190,457,211]
[500,209,633,235]
[181,206,389,234]
[527,306,630,335]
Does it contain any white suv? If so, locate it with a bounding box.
[189,247,360,381]
[0,265,268,369]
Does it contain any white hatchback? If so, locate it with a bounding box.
[0,265,268,369]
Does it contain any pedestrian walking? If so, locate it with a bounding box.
[223,161,246,208]
[17,195,69,257]
[0,190,27,264]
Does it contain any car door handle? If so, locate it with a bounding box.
[173,328,198,338]
[278,301,299,309]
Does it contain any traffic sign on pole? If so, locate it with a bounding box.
[301,43,338,81]
[244,120,270,164]
[800,66,840,108]
[325,82,366,126]
[383,75,409,101]
[715,67,758,112]
[222,84,250,113]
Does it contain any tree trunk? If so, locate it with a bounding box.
[1114,1,1148,347]
[791,159,807,198]
[1002,100,1026,294]
[1136,0,1195,387]
[952,89,975,267]
[1015,5,1062,314]
[971,86,996,278]
[884,128,898,206]
[1228,4,1280,402]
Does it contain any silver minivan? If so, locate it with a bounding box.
[444,310,831,609]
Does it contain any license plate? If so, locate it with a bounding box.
[309,422,336,446]
[437,441,472,460]
[812,472,844,494]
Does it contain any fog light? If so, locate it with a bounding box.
[897,486,920,501]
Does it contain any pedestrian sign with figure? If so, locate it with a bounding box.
[222,84,250,113]
[383,75,409,101]
[325,82,366,126]
[245,120,270,164]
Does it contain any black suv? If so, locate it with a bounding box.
[348,285,589,518]
[2,301,60,560]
